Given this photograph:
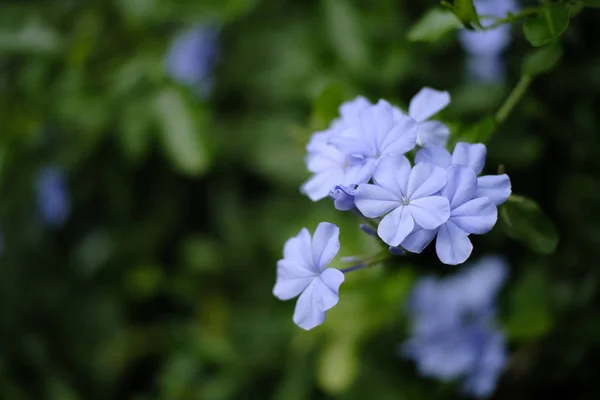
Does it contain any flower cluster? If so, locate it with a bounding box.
[274,89,511,330]
[36,166,70,228]
[165,25,219,97]
[402,256,509,398]
[459,0,519,83]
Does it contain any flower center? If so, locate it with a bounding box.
[401,197,410,206]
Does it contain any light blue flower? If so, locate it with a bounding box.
[36,166,70,228]
[329,99,417,165]
[329,184,357,211]
[354,156,450,246]
[273,222,344,330]
[403,256,509,398]
[301,97,376,201]
[458,0,518,83]
[302,131,375,201]
[166,25,218,96]
[393,87,451,147]
[415,142,512,206]
[402,165,498,265]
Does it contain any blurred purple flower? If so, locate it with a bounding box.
[458,0,518,83]
[403,256,509,398]
[166,25,219,96]
[36,166,70,228]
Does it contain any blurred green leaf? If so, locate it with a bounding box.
[455,116,496,145]
[0,21,62,54]
[153,88,211,176]
[407,8,463,42]
[582,0,600,7]
[522,43,563,76]
[310,82,347,130]
[323,0,369,73]
[125,265,164,299]
[452,0,481,29]
[179,235,221,272]
[118,101,153,164]
[317,336,359,394]
[505,270,552,341]
[523,4,570,47]
[500,195,559,254]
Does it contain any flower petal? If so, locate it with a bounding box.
[377,205,414,246]
[311,222,341,270]
[354,184,401,218]
[283,228,314,271]
[339,96,371,126]
[379,113,418,155]
[305,144,345,173]
[476,174,511,206]
[292,281,325,330]
[408,87,451,122]
[401,226,437,254]
[328,127,373,157]
[314,268,345,311]
[417,121,450,147]
[273,260,316,300]
[329,185,356,211]
[301,169,344,201]
[452,142,486,175]
[345,157,378,185]
[441,165,478,208]
[415,146,452,168]
[372,156,411,198]
[409,196,451,229]
[451,197,498,234]
[436,221,473,265]
[407,163,447,200]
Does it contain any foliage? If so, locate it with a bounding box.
[1,0,600,399]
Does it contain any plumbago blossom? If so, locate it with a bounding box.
[273,223,344,330]
[274,88,512,330]
[166,25,219,96]
[459,0,518,83]
[402,256,509,398]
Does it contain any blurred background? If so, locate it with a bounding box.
[1,0,600,399]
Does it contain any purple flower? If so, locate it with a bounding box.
[403,256,509,398]
[273,222,344,330]
[393,87,451,147]
[329,184,357,211]
[354,156,450,246]
[166,25,218,96]
[36,166,70,228]
[459,0,518,83]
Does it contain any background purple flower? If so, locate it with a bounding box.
[36,166,70,228]
[403,256,509,398]
[166,25,219,96]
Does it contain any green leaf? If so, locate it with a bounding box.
[407,8,463,42]
[500,195,559,254]
[452,0,481,29]
[581,0,600,7]
[522,43,563,76]
[505,270,553,341]
[310,82,348,130]
[0,21,63,54]
[317,337,359,394]
[456,116,497,145]
[153,88,210,176]
[323,0,368,72]
[523,4,570,47]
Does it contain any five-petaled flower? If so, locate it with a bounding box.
[354,156,450,246]
[273,222,345,330]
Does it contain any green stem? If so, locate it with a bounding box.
[340,252,389,274]
[495,75,533,125]
[482,6,545,30]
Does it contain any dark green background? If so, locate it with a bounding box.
[0,0,599,398]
